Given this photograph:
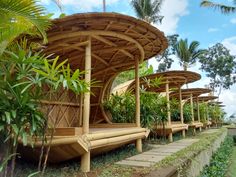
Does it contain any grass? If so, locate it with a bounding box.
[227,146,236,177]
[199,136,233,177]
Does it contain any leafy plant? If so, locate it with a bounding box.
[200,136,234,177]
[183,103,192,123]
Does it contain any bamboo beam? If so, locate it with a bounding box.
[40,100,99,107]
[48,30,145,62]
[86,128,146,141]
[92,35,134,59]
[166,81,171,125]
[90,132,146,149]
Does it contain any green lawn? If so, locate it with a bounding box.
[227,146,236,177]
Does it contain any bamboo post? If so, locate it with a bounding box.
[179,87,185,138]
[79,94,83,127]
[166,81,171,125]
[206,102,210,128]
[135,58,142,152]
[166,81,172,142]
[81,38,91,172]
[197,97,200,122]
[190,93,196,135]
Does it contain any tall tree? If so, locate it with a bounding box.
[156,34,179,72]
[199,43,236,96]
[130,0,164,24]
[200,0,236,14]
[175,38,205,71]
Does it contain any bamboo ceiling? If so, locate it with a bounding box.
[170,88,211,100]
[43,12,168,123]
[127,70,201,93]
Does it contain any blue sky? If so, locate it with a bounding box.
[41,0,236,117]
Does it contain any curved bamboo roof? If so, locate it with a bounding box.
[170,88,211,100]
[43,12,168,123]
[196,96,218,102]
[127,70,201,93]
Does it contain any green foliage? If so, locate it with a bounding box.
[156,34,179,72]
[183,103,192,123]
[200,0,236,14]
[199,103,208,123]
[130,0,164,23]
[175,38,206,71]
[113,62,154,87]
[104,91,136,124]
[0,0,51,54]
[209,104,224,124]
[200,136,234,177]
[104,90,174,129]
[199,43,236,95]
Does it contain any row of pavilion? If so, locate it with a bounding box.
[18,12,224,172]
[112,70,223,142]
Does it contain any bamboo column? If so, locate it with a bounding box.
[81,38,91,172]
[135,58,142,152]
[166,81,173,142]
[179,87,185,138]
[206,102,210,128]
[197,97,202,131]
[190,93,196,135]
[79,94,83,127]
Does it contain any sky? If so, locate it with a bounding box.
[41,0,236,117]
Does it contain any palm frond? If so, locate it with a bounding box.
[201,0,236,14]
[0,0,51,51]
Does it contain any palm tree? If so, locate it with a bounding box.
[175,39,205,71]
[130,0,164,24]
[200,0,236,14]
[0,0,51,55]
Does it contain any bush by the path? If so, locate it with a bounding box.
[199,136,234,177]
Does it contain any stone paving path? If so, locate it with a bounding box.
[116,138,199,167]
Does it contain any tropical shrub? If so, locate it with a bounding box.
[104,91,136,123]
[183,103,192,123]
[200,136,233,177]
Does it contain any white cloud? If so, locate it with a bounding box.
[156,0,189,35]
[219,86,236,116]
[222,36,236,55]
[41,0,119,11]
[230,18,236,24]
[208,28,219,32]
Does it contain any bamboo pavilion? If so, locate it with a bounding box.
[18,13,168,172]
[171,88,212,135]
[126,71,201,142]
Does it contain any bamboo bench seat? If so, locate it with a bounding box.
[18,126,149,163]
[156,121,188,135]
[188,121,203,128]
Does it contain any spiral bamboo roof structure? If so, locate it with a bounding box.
[43,12,168,124]
[170,88,212,100]
[127,70,201,93]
